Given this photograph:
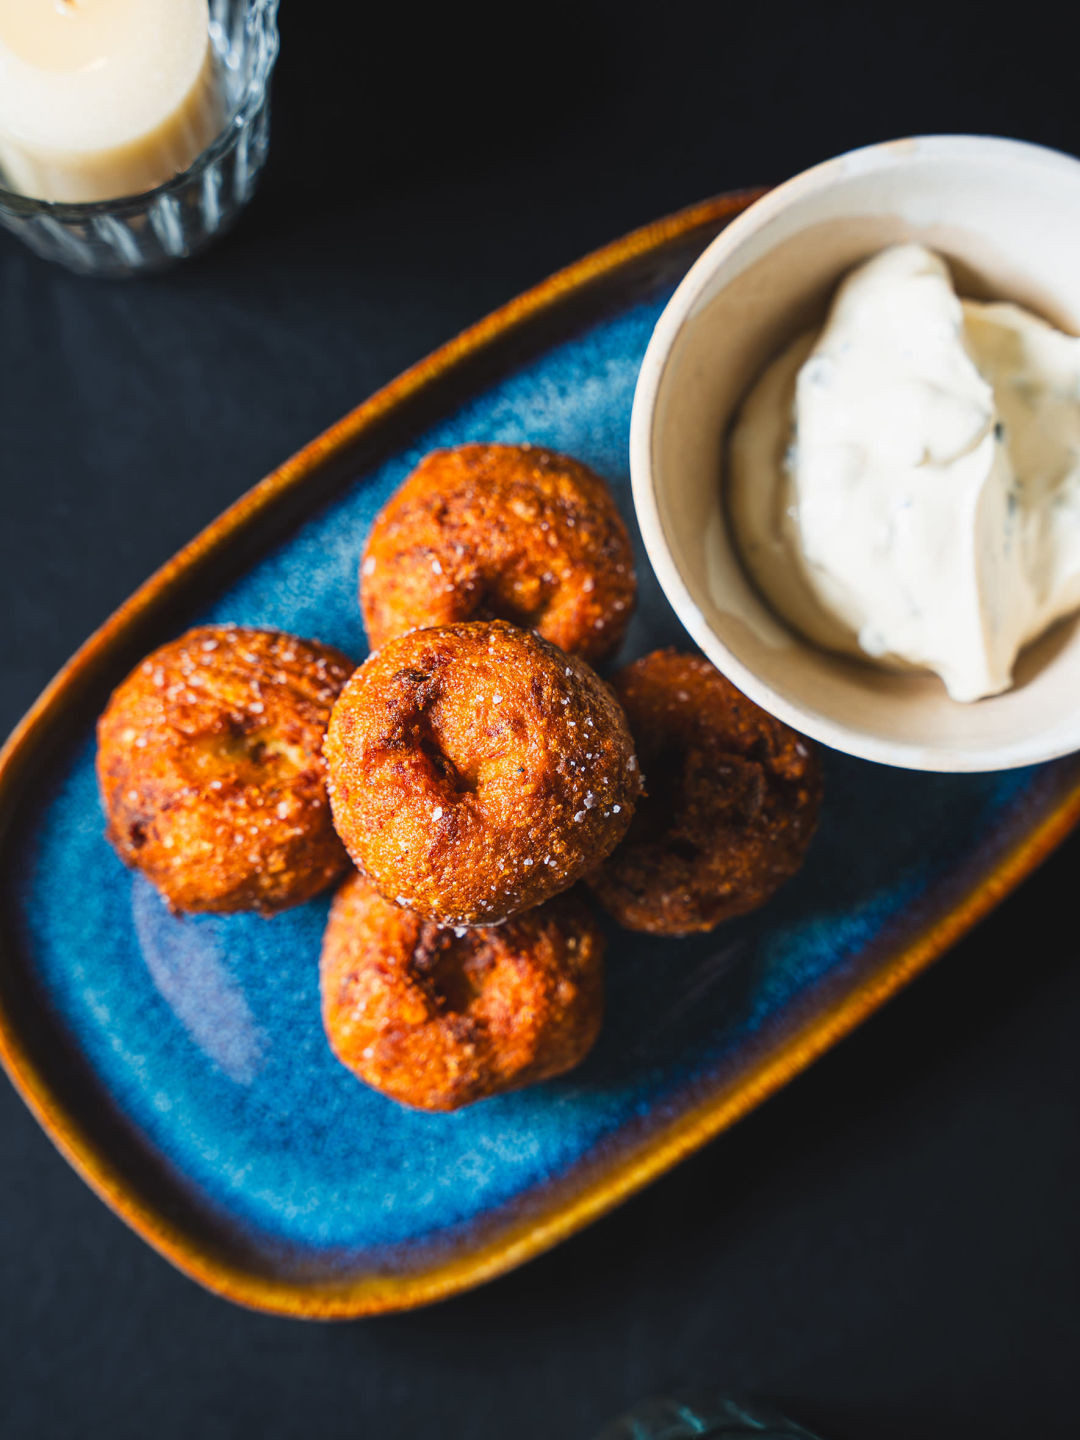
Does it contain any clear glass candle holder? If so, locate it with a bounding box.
[0,0,280,278]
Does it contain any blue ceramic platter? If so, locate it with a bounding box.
[2,197,1079,1316]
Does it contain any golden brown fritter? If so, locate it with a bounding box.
[320,871,605,1111]
[97,626,354,914]
[360,444,636,664]
[324,619,641,927]
[587,650,822,935]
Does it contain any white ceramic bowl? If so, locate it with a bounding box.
[631,135,1080,771]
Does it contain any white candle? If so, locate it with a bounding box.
[0,0,224,205]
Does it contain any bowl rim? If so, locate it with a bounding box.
[630,133,1080,773]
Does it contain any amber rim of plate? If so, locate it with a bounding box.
[1,187,1079,1319]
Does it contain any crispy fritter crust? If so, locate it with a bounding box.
[587,650,822,935]
[97,626,354,914]
[360,444,636,664]
[320,871,605,1111]
[324,620,641,926]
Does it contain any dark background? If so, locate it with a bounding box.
[2,2,1079,1436]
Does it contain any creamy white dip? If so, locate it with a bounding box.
[728,243,1080,702]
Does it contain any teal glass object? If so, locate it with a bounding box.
[594,1396,824,1440]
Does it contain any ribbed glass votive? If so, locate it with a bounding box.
[0,0,280,278]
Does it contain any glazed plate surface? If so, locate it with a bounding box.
[2,194,1080,1318]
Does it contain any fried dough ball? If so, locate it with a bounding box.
[360,444,636,664]
[97,626,354,914]
[324,619,641,927]
[587,651,822,935]
[320,871,605,1111]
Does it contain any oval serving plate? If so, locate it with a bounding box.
[3,192,1080,1320]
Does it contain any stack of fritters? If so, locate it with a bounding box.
[96,444,822,1112]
